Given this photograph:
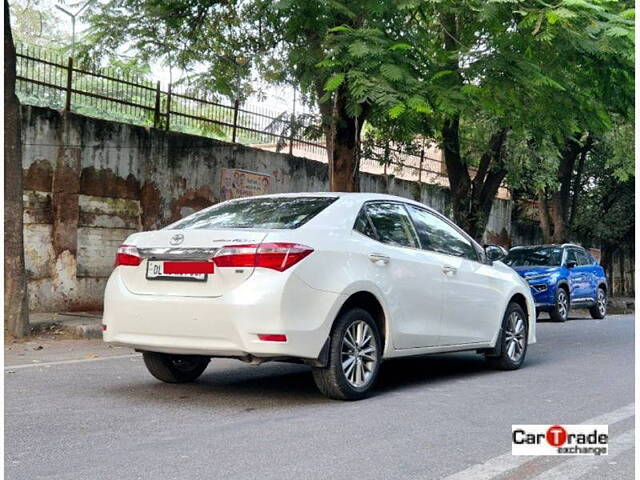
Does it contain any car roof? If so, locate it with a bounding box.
[510,244,583,250]
[235,191,438,211]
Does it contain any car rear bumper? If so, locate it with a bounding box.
[102,269,345,360]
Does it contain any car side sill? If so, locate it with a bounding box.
[384,341,492,359]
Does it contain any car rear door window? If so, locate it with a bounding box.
[406,205,478,261]
[364,202,418,248]
[169,196,337,230]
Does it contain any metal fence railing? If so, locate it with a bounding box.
[15,42,510,198]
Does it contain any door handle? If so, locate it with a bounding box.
[442,265,457,276]
[368,253,390,265]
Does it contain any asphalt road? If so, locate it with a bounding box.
[5,313,635,480]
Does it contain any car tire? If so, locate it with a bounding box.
[142,351,210,383]
[549,287,569,322]
[486,302,528,370]
[312,308,382,401]
[589,287,607,319]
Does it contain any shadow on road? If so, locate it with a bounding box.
[104,348,548,407]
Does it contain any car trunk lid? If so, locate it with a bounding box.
[120,229,269,297]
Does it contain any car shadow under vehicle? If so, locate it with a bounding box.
[105,348,546,407]
[537,311,599,322]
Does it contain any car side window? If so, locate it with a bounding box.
[576,249,591,266]
[354,208,377,239]
[565,249,578,265]
[364,202,418,248]
[406,205,478,261]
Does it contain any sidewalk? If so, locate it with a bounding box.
[608,297,635,315]
[29,311,103,339]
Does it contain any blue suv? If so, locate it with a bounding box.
[504,244,607,322]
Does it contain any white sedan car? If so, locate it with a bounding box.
[103,193,536,400]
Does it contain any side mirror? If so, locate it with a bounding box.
[566,260,577,269]
[485,245,508,262]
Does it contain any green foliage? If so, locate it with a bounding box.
[572,121,634,247]
[9,0,69,50]
[61,0,637,225]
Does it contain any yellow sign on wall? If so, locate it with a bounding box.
[220,168,272,201]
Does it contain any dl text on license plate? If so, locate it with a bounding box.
[146,260,210,281]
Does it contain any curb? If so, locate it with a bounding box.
[30,315,102,339]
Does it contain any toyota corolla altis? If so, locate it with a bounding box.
[103,193,536,400]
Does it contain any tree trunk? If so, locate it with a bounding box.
[441,116,509,241]
[327,88,364,192]
[568,134,593,232]
[536,136,591,244]
[314,81,363,192]
[4,0,29,337]
[538,192,552,243]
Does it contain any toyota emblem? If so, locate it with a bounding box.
[169,233,184,246]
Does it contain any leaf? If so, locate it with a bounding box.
[562,0,604,12]
[380,63,404,81]
[407,95,433,114]
[606,26,633,39]
[431,70,454,81]
[327,1,357,19]
[348,40,369,58]
[324,73,345,92]
[328,25,352,33]
[546,11,560,25]
[619,9,635,20]
[389,42,411,51]
[388,103,406,118]
[316,59,342,68]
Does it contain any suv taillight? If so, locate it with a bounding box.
[115,244,142,266]
[213,243,313,272]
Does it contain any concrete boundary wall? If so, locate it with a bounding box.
[21,105,512,312]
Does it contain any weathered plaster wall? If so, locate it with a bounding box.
[21,105,512,312]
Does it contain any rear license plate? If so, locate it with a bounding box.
[145,260,212,282]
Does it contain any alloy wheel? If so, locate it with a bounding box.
[557,290,568,319]
[341,320,378,388]
[597,289,606,316]
[504,311,526,363]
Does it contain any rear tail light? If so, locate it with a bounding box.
[115,244,142,267]
[213,243,313,272]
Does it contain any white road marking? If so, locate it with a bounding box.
[441,403,635,480]
[529,429,634,480]
[4,353,141,370]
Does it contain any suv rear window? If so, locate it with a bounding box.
[169,196,337,230]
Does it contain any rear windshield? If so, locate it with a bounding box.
[504,247,563,267]
[168,196,337,230]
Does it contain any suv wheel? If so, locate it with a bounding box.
[486,302,528,370]
[143,352,210,383]
[589,287,607,319]
[312,308,382,400]
[549,287,569,322]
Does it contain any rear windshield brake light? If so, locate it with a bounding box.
[213,243,313,271]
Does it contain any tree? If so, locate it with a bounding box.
[9,0,70,48]
[80,0,633,237]
[322,0,634,240]
[532,0,634,243]
[571,120,634,290]
[4,0,29,337]
[84,0,419,192]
